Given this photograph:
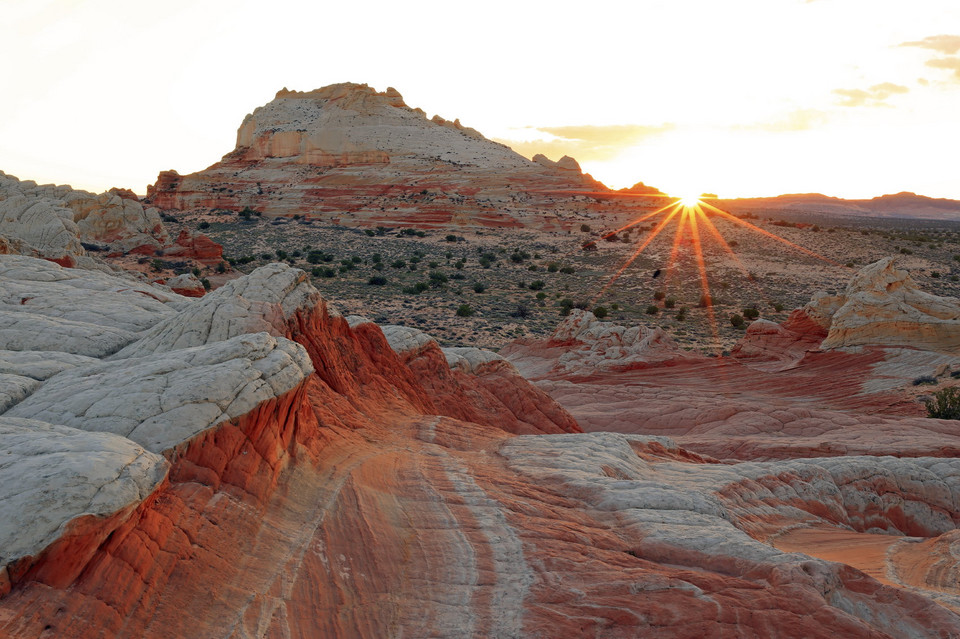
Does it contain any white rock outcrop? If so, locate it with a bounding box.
[0,416,168,572]
[7,332,313,453]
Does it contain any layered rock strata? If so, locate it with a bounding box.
[144,83,642,231]
[2,255,960,637]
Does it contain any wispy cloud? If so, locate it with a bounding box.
[833,82,909,107]
[495,123,674,163]
[750,108,830,132]
[900,34,960,55]
[926,57,960,80]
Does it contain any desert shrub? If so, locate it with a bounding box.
[150,259,164,272]
[529,280,545,291]
[367,275,387,286]
[611,303,619,310]
[510,250,530,263]
[429,261,439,268]
[645,305,659,315]
[473,281,486,293]
[676,307,688,321]
[698,294,712,308]
[558,298,574,316]
[200,278,211,290]
[559,266,575,274]
[455,260,465,270]
[654,291,666,301]
[547,262,560,273]
[743,307,760,320]
[773,302,785,312]
[913,375,938,386]
[664,297,676,309]
[528,264,539,271]
[730,314,745,328]
[261,253,273,260]
[429,271,448,286]
[593,306,608,319]
[364,229,375,236]
[535,292,547,300]
[456,304,475,317]
[445,234,458,242]
[580,224,591,232]
[511,304,530,318]
[390,259,406,269]
[925,387,960,419]
[198,221,210,230]
[216,262,226,273]
[402,282,430,295]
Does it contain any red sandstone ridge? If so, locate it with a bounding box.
[142,83,659,231]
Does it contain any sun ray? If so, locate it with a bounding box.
[591,202,683,303]
[663,206,690,293]
[697,209,769,302]
[597,200,685,242]
[699,201,838,265]
[686,204,722,353]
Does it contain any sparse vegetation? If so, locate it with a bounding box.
[925,387,960,420]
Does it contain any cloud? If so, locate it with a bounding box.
[494,123,674,163]
[900,34,960,55]
[737,109,830,132]
[926,57,960,80]
[832,82,909,107]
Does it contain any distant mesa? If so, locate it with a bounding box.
[719,191,960,221]
[144,82,613,230]
[618,181,664,196]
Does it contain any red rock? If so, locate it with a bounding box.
[162,229,223,265]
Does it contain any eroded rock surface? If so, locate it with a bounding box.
[2,254,960,637]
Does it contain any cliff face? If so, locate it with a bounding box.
[143,83,631,231]
[3,255,960,637]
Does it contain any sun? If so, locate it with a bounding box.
[677,192,702,208]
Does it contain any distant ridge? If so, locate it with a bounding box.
[716,191,960,221]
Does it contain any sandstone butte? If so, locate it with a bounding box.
[0,252,960,638]
[142,83,661,231]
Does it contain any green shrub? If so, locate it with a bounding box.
[547,262,559,273]
[594,306,608,319]
[367,275,387,286]
[456,304,475,317]
[664,297,676,309]
[580,224,591,232]
[645,305,659,315]
[473,282,486,293]
[676,307,687,321]
[200,278,211,290]
[559,266,575,274]
[743,307,760,320]
[653,291,666,301]
[926,387,960,419]
[529,280,545,291]
[730,314,745,328]
[535,292,546,300]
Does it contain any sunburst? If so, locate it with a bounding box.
[589,192,838,352]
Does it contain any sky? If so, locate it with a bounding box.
[2,0,959,199]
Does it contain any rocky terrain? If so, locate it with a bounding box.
[0,251,959,637]
[3,82,960,637]
[0,171,224,296]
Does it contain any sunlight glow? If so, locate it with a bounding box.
[590,196,836,353]
[678,193,702,209]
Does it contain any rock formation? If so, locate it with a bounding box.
[3,252,960,637]
[502,308,701,378]
[0,171,221,278]
[143,83,634,231]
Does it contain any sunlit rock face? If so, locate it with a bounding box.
[144,83,625,230]
[3,253,960,637]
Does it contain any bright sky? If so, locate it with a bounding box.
[2,0,959,199]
